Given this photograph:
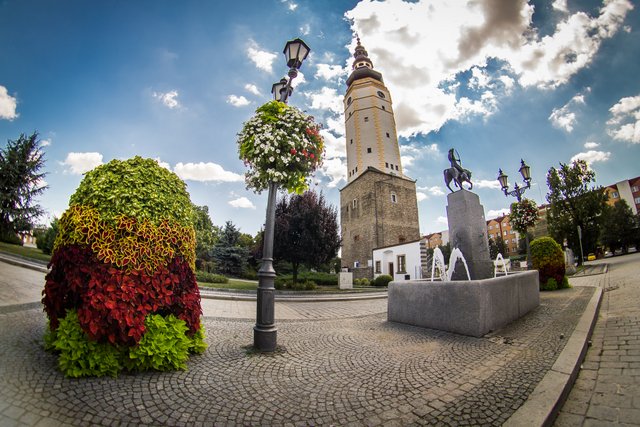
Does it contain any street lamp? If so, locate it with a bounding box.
[254,38,310,352]
[497,159,533,268]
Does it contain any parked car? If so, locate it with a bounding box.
[587,253,596,261]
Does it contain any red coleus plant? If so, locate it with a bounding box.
[43,245,202,346]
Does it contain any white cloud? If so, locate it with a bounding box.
[299,23,311,36]
[607,94,640,143]
[344,0,632,137]
[290,71,306,88]
[62,152,104,175]
[570,150,611,164]
[226,95,251,107]
[416,192,427,202]
[549,92,587,132]
[229,197,256,209]
[487,208,511,219]
[304,87,343,114]
[247,40,278,73]
[315,64,346,81]
[320,157,346,188]
[244,84,261,96]
[552,0,569,13]
[436,216,448,225]
[584,141,599,149]
[174,162,244,182]
[0,85,18,120]
[153,158,172,170]
[153,90,180,109]
[474,179,502,189]
[40,139,51,147]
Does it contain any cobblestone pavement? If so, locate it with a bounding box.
[0,255,596,427]
[556,252,640,426]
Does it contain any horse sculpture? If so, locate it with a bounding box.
[444,167,473,193]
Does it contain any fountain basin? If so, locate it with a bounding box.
[388,271,539,337]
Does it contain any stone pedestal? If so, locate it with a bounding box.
[446,190,493,280]
[339,272,353,290]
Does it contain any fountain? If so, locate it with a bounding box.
[388,148,540,337]
[430,247,471,282]
[494,253,509,277]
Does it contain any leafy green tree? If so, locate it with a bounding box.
[546,160,607,264]
[211,221,249,277]
[272,191,340,283]
[488,237,507,259]
[191,205,219,271]
[600,200,639,254]
[0,132,47,242]
[35,217,59,255]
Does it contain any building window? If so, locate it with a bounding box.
[385,162,389,168]
[397,255,406,273]
[375,261,381,274]
[391,192,397,203]
[386,132,390,138]
[612,191,619,198]
[347,97,352,105]
[377,91,386,98]
[395,165,399,171]
[635,197,640,205]
[364,117,369,122]
[381,105,386,111]
[355,166,358,172]
[367,147,372,153]
[349,111,352,117]
[632,185,639,193]
[350,139,353,145]
[353,199,358,209]
[354,234,360,241]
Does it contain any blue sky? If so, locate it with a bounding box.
[1,0,639,237]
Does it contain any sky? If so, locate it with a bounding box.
[1,0,639,237]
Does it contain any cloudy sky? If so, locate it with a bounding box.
[1,0,639,236]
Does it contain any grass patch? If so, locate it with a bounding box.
[0,242,51,263]
[198,280,258,291]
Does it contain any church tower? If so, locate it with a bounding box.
[340,38,420,278]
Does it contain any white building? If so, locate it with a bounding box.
[372,237,428,281]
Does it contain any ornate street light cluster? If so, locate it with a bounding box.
[497,159,533,268]
[497,159,531,202]
[254,38,310,353]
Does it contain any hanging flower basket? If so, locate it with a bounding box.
[510,198,539,234]
[238,101,324,194]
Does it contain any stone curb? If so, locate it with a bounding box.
[0,253,48,273]
[504,285,603,427]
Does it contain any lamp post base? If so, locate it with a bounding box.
[253,325,277,352]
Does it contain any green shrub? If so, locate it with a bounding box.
[275,272,337,288]
[46,310,207,377]
[0,231,23,245]
[373,274,393,287]
[561,276,570,289]
[52,310,123,378]
[195,270,228,284]
[354,278,370,287]
[530,237,566,291]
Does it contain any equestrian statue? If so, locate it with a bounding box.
[444,148,473,192]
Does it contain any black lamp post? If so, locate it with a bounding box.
[497,159,533,268]
[254,38,310,352]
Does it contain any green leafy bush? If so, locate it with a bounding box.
[354,278,370,287]
[195,270,229,284]
[373,274,393,287]
[52,310,123,378]
[126,315,191,372]
[530,237,567,291]
[275,272,337,287]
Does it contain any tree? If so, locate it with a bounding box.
[191,205,219,271]
[488,237,507,259]
[35,217,59,255]
[546,160,607,264]
[0,132,47,242]
[600,200,639,254]
[211,221,249,277]
[273,191,340,283]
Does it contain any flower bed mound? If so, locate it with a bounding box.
[42,156,206,377]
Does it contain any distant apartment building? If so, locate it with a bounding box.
[487,216,520,256]
[604,176,640,214]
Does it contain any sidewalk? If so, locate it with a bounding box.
[555,253,640,426]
